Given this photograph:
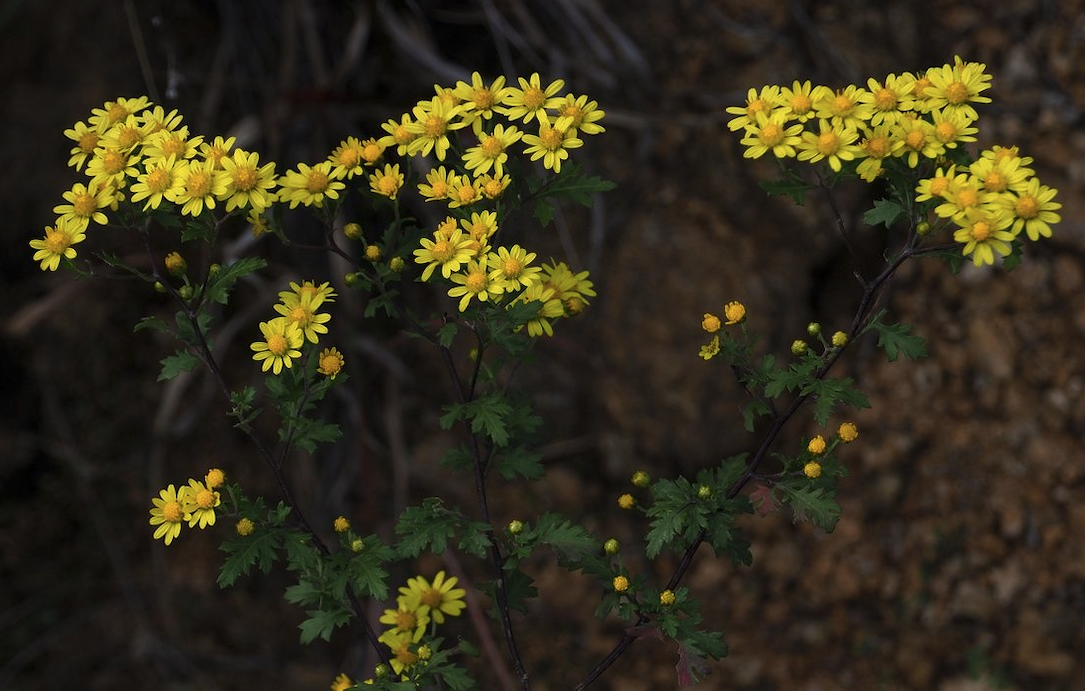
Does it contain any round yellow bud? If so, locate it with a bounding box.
[791,339,808,356]
[389,256,406,272]
[723,300,746,325]
[660,589,676,606]
[351,538,365,553]
[344,272,361,287]
[613,575,630,592]
[343,222,363,240]
[603,538,620,555]
[831,331,848,347]
[205,468,226,489]
[507,519,524,535]
[631,470,651,488]
[333,516,351,533]
[701,313,721,334]
[617,493,636,510]
[235,518,255,536]
[837,422,859,443]
[178,285,194,301]
[916,220,932,236]
[164,251,186,276]
[208,263,221,277]
[697,484,712,500]
[807,322,822,336]
[803,461,822,479]
[807,434,827,455]
[365,244,382,261]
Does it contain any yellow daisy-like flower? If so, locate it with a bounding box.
[929,107,978,149]
[740,110,803,159]
[30,218,87,271]
[701,313,721,334]
[463,123,523,177]
[487,244,541,292]
[142,126,204,162]
[521,117,583,173]
[915,165,957,203]
[235,518,255,536]
[379,603,431,643]
[460,210,499,246]
[448,259,505,312]
[64,119,104,171]
[501,72,566,125]
[447,174,484,208]
[181,478,221,529]
[813,85,874,129]
[379,629,420,675]
[53,181,113,232]
[149,484,187,545]
[418,165,455,202]
[129,155,187,211]
[777,81,828,124]
[176,158,229,217]
[274,290,332,344]
[405,96,466,161]
[377,113,417,156]
[453,71,513,129]
[998,177,1061,242]
[369,163,404,200]
[478,172,512,200]
[330,673,353,691]
[220,149,278,213]
[284,280,337,306]
[934,173,997,224]
[137,104,184,137]
[856,125,904,182]
[328,135,366,179]
[278,161,345,209]
[198,135,236,169]
[953,207,1015,266]
[893,114,942,168]
[89,96,151,131]
[699,335,721,360]
[250,317,304,374]
[333,516,351,533]
[85,145,142,193]
[397,571,467,625]
[726,85,781,131]
[317,347,345,379]
[796,119,859,172]
[552,93,606,135]
[511,282,565,337]
[858,73,916,126]
[414,227,475,281]
[968,155,1029,195]
[924,56,993,121]
[99,114,147,154]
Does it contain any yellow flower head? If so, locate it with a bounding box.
[807,435,827,455]
[804,461,822,479]
[617,493,635,510]
[397,571,467,625]
[837,422,859,443]
[724,301,746,325]
[333,516,351,533]
[613,575,630,592]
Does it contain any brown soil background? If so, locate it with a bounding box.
[3,1,1085,690]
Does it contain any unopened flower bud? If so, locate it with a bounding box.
[389,256,405,272]
[631,470,650,488]
[343,222,363,240]
[831,331,848,347]
[164,251,186,276]
[365,244,382,261]
[807,322,822,337]
[791,339,808,356]
[603,538,620,555]
[507,520,524,535]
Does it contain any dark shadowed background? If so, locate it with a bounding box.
[3,1,1084,690]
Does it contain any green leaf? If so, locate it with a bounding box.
[298,606,351,644]
[204,257,267,305]
[218,528,283,587]
[864,312,928,362]
[284,418,342,454]
[777,482,841,532]
[759,169,812,205]
[490,445,543,480]
[801,376,871,425]
[863,198,906,228]
[157,348,201,381]
[531,513,597,566]
[437,321,458,348]
[348,538,393,600]
[134,316,170,334]
[529,163,615,225]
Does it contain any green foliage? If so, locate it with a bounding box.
[440,392,513,447]
[864,310,929,362]
[863,198,906,229]
[776,479,841,532]
[528,162,616,225]
[759,166,812,205]
[157,348,201,381]
[394,498,492,559]
[204,257,267,305]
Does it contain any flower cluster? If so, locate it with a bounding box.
[250,281,342,376]
[699,300,746,360]
[375,571,466,677]
[148,468,226,545]
[727,56,1060,266]
[801,422,859,480]
[31,96,278,271]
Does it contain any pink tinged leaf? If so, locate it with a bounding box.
[749,483,779,517]
[675,643,712,687]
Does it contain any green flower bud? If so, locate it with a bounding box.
[807,322,821,337]
[343,222,363,240]
[507,519,524,535]
[603,538,620,554]
[791,339,808,356]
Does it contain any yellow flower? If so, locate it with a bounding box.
[274,290,332,344]
[552,93,606,135]
[803,461,822,479]
[377,113,417,156]
[952,207,1015,266]
[487,245,540,291]
[330,673,353,691]
[64,119,103,171]
[699,335,721,360]
[277,161,345,209]
[463,123,523,177]
[333,516,350,533]
[999,177,1061,242]
[235,518,255,536]
[612,575,630,592]
[405,96,466,161]
[837,422,859,443]
[660,590,676,606]
[724,301,746,325]
[807,435,827,455]
[369,163,404,200]
[220,149,278,213]
[831,331,848,347]
[740,110,804,159]
[813,85,874,129]
[328,136,366,179]
[726,85,781,131]
[702,313,721,333]
[318,347,345,379]
[379,604,430,642]
[501,72,566,125]
[250,317,304,374]
[796,118,860,172]
[164,251,186,276]
[397,571,466,625]
[149,484,187,545]
[453,71,512,128]
[923,56,992,121]
[521,117,583,173]
[181,478,221,529]
[617,493,635,510]
[414,227,475,281]
[30,218,86,272]
[53,181,113,232]
[176,158,229,217]
[418,165,455,202]
[205,468,226,488]
[448,259,505,312]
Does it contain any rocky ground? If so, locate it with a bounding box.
[3,1,1084,690]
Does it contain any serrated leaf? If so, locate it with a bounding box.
[863,198,905,228]
[759,172,811,205]
[778,482,840,532]
[802,376,871,425]
[298,606,351,644]
[134,316,170,334]
[204,257,267,305]
[865,313,928,362]
[158,348,201,381]
[437,321,458,348]
[218,529,282,587]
